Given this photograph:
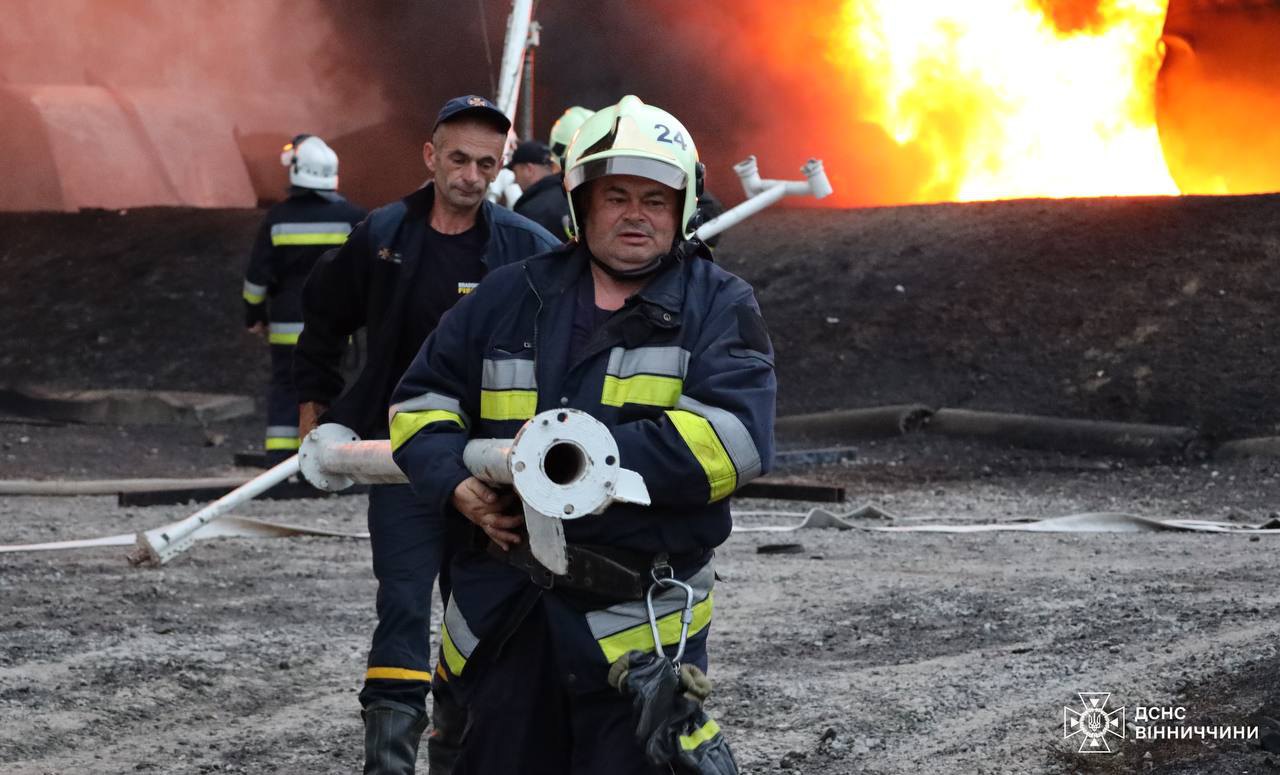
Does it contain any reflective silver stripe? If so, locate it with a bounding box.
[269,222,354,236]
[586,563,714,640]
[443,597,478,658]
[265,425,299,438]
[605,346,690,379]
[675,395,762,483]
[266,320,303,335]
[565,156,688,193]
[388,392,470,429]
[482,358,537,391]
[243,280,268,298]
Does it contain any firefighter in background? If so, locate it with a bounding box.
[508,141,566,239]
[294,95,557,774]
[390,95,771,773]
[548,105,596,169]
[242,135,366,463]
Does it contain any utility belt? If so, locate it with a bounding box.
[487,540,711,604]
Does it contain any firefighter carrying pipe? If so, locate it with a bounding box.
[693,156,832,244]
[131,409,649,572]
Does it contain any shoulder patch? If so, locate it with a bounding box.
[735,304,771,354]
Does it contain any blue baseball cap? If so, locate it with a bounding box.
[433,95,511,134]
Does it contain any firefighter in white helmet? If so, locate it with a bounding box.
[548,105,595,169]
[389,95,769,773]
[242,134,365,464]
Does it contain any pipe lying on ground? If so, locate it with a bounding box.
[776,404,934,445]
[1215,436,1280,460]
[925,408,1207,460]
[0,477,250,497]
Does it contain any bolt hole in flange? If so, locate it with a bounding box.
[514,461,526,473]
[605,455,616,466]
[543,441,587,486]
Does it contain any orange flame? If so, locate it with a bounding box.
[828,0,1179,201]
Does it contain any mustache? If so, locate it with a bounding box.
[612,220,655,237]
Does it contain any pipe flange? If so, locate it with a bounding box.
[299,423,359,492]
[510,409,621,520]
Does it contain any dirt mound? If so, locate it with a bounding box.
[2,194,1278,439]
[716,194,1280,437]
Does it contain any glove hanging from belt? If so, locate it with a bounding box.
[607,650,739,775]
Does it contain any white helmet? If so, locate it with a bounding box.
[280,134,339,190]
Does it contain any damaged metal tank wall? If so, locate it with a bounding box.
[0,0,389,211]
[1157,0,1280,195]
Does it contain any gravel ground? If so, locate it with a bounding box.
[3,437,1279,774]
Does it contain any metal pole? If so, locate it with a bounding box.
[128,455,301,565]
[520,45,535,140]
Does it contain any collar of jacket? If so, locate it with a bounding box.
[514,173,563,208]
[524,241,709,320]
[402,182,495,251]
[287,186,344,204]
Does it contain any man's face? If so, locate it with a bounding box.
[512,162,551,191]
[583,175,680,272]
[423,119,506,212]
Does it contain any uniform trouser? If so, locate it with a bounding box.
[359,483,452,715]
[264,343,301,465]
[452,591,710,775]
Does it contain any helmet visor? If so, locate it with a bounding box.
[564,155,687,193]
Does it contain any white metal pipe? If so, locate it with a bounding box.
[694,185,789,243]
[697,155,833,243]
[128,455,300,565]
[462,439,516,485]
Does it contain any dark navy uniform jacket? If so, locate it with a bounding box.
[242,188,366,342]
[294,184,557,438]
[388,241,776,695]
[513,173,571,241]
[389,242,777,555]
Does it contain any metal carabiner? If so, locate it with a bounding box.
[645,571,696,665]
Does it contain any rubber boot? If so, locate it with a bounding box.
[363,699,428,775]
[425,681,466,775]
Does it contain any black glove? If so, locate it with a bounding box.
[608,650,738,775]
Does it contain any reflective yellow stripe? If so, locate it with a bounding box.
[390,410,465,452]
[666,410,737,502]
[264,437,300,451]
[271,233,349,246]
[679,718,722,751]
[600,375,682,408]
[243,290,266,304]
[440,623,467,676]
[268,332,300,345]
[597,592,713,664]
[365,667,433,682]
[480,390,537,421]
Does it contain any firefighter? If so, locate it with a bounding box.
[242,135,366,464]
[508,141,567,239]
[292,96,558,774]
[548,105,596,169]
[389,95,775,773]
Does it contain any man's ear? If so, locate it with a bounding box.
[422,141,436,176]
